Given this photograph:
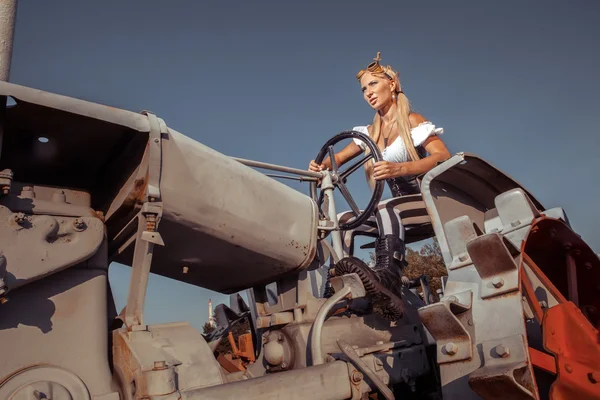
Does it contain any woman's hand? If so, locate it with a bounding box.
[373,161,406,180]
[309,160,325,172]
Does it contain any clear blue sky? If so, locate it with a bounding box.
[8,0,600,331]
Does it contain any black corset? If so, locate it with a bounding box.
[386,176,421,197]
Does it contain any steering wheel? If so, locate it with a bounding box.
[310,130,385,231]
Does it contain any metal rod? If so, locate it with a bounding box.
[311,285,351,366]
[181,361,353,400]
[265,173,318,182]
[337,339,395,400]
[232,157,323,179]
[124,213,153,328]
[0,0,17,82]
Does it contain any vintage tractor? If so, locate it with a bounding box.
[0,80,598,400]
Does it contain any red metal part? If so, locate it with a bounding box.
[522,216,600,329]
[528,347,556,375]
[543,302,600,399]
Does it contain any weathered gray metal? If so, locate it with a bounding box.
[0,80,597,399]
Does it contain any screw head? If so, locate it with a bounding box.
[495,344,510,358]
[444,342,458,356]
[588,371,600,384]
[351,370,363,383]
[492,277,505,288]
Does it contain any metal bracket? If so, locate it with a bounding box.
[441,289,473,314]
[468,334,538,400]
[495,188,540,234]
[467,232,519,299]
[123,111,166,329]
[445,215,478,270]
[418,301,472,364]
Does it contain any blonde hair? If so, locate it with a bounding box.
[357,55,421,190]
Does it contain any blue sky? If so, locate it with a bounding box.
[8,0,600,331]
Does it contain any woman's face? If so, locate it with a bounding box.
[360,71,395,111]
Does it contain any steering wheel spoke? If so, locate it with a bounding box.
[328,145,338,173]
[337,181,361,216]
[339,153,374,182]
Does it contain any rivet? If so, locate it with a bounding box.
[585,262,593,270]
[565,364,573,373]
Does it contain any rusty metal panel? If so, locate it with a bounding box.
[467,233,520,299]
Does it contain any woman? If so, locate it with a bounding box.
[309,53,450,319]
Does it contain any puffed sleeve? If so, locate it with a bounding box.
[351,126,369,150]
[410,122,444,146]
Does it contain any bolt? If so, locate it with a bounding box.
[565,364,573,373]
[13,213,26,225]
[444,342,458,356]
[588,371,600,384]
[182,266,189,274]
[447,296,458,303]
[492,277,504,288]
[1,186,9,195]
[376,340,384,345]
[280,362,287,369]
[351,370,363,383]
[73,218,86,230]
[154,138,160,143]
[495,344,510,358]
[468,318,474,326]
[458,254,469,262]
[585,262,593,270]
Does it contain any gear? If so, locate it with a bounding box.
[334,256,405,321]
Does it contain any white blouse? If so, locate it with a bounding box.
[352,122,444,163]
